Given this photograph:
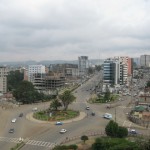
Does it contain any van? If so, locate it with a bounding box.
[11,118,17,123]
[103,113,112,119]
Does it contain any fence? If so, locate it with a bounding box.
[60,130,106,145]
[128,115,150,129]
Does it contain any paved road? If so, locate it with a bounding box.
[0,72,149,150]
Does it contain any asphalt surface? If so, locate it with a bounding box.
[0,72,149,150]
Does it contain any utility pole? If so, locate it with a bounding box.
[115,108,116,122]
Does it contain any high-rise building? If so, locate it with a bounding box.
[103,56,132,85]
[140,55,150,67]
[103,59,120,85]
[78,56,89,77]
[28,65,46,82]
[0,67,8,94]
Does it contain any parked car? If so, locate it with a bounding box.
[55,121,63,125]
[11,118,17,123]
[60,129,67,134]
[9,128,14,133]
[19,113,23,117]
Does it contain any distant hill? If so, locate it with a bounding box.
[0,59,104,67]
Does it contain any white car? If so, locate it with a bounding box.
[11,118,17,123]
[86,106,90,110]
[60,129,67,134]
[128,129,137,134]
[103,113,112,119]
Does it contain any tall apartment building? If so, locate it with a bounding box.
[78,56,89,77]
[103,56,132,85]
[103,59,120,85]
[0,67,8,94]
[28,65,46,82]
[140,55,150,67]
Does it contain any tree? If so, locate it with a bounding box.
[92,137,140,150]
[59,90,76,110]
[50,99,62,111]
[92,138,103,150]
[117,126,128,138]
[95,65,101,72]
[146,81,150,87]
[88,67,94,74]
[81,135,89,143]
[13,80,42,104]
[104,85,111,101]
[7,70,24,91]
[105,120,119,137]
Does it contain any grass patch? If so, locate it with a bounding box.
[89,94,119,104]
[33,110,79,121]
[10,142,25,150]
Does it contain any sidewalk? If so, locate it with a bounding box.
[26,112,86,124]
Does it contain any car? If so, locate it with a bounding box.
[86,106,90,110]
[9,128,14,133]
[19,113,23,117]
[91,112,95,116]
[32,107,38,111]
[55,121,63,125]
[60,129,67,133]
[103,113,112,119]
[129,129,137,135]
[11,118,17,123]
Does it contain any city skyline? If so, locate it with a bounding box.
[0,0,150,62]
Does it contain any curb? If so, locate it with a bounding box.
[26,112,86,124]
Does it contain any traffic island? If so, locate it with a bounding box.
[26,111,86,124]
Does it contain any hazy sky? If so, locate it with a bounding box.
[0,0,150,62]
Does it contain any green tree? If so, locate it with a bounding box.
[59,90,76,110]
[104,85,111,101]
[7,70,24,91]
[146,81,150,87]
[81,135,89,143]
[88,67,94,74]
[92,137,140,150]
[105,120,119,137]
[13,80,41,104]
[117,126,128,138]
[50,99,62,111]
[95,65,101,72]
[92,138,103,150]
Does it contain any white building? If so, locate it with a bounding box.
[0,67,8,94]
[78,56,89,77]
[28,65,46,82]
[140,55,150,67]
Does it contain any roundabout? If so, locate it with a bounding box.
[26,111,87,124]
